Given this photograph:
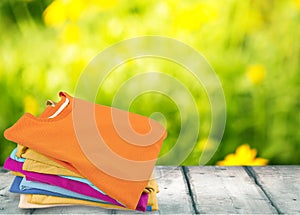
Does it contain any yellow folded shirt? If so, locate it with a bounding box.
[16,144,28,158]
[26,194,129,210]
[144,177,159,210]
[23,158,81,178]
[22,148,83,178]
[19,194,72,209]
[10,171,24,177]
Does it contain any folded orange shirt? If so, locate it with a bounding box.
[5,92,167,210]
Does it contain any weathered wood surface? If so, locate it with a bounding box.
[250,166,300,214]
[0,166,299,214]
[187,166,277,214]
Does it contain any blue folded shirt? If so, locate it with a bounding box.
[10,176,65,197]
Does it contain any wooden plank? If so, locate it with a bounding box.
[251,166,300,214]
[187,166,277,214]
[115,166,194,214]
[0,172,32,214]
[155,166,194,214]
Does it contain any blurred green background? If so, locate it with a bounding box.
[0,0,300,166]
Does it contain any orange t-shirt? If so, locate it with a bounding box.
[4,92,167,209]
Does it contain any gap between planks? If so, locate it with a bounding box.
[244,166,282,214]
[181,166,199,214]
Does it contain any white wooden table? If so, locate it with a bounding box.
[0,166,299,214]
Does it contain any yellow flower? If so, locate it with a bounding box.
[246,64,266,84]
[60,23,81,44]
[43,0,87,27]
[172,2,219,32]
[43,0,67,27]
[24,95,39,115]
[294,0,300,10]
[217,144,268,166]
[66,0,87,21]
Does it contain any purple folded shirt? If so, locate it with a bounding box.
[4,157,148,211]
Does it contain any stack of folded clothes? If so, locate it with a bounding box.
[3,92,167,212]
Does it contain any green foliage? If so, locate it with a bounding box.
[0,0,300,165]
